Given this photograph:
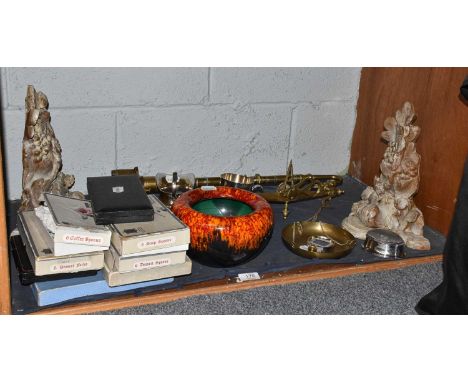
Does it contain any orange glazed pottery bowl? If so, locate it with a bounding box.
[172,186,274,267]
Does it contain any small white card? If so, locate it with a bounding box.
[236,272,261,283]
[201,186,217,191]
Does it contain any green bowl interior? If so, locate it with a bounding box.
[192,198,253,217]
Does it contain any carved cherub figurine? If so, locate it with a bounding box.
[342,101,430,250]
[19,85,83,211]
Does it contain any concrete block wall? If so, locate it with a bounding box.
[0,68,361,200]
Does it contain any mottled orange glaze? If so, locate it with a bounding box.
[172,187,273,253]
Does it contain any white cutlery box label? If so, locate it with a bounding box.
[62,233,104,245]
[50,260,92,273]
[137,236,176,249]
[132,258,171,270]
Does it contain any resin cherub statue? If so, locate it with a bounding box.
[342,101,430,250]
[19,85,84,211]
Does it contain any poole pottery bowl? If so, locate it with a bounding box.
[172,186,274,267]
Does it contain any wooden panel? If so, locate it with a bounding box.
[0,141,11,314]
[34,255,442,315]
[349,68,468,235]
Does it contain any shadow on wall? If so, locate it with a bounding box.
[460,76,468,107]
[0,71,21,231]
[0,71,8,202]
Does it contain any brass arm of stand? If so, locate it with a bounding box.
[255,174,343,186]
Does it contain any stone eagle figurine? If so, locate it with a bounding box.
[19,85,83,211]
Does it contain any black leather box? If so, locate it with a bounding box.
[87,175,154,225]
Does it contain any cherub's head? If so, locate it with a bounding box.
[395,198,409,211]
[36,91,49,110]
[63,174,75,188]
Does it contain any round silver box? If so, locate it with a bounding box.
[363,229,405,258]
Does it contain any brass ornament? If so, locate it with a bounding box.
[259,161,344,219]
[282,221,356,259]
[112,162,344,216]
[282,198,355,260]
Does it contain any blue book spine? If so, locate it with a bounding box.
[31,271,174,306]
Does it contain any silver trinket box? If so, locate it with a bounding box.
[363,229,405,258]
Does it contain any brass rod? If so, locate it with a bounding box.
[194,177,224,187]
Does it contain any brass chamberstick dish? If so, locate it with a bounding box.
[282,221,356,260]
